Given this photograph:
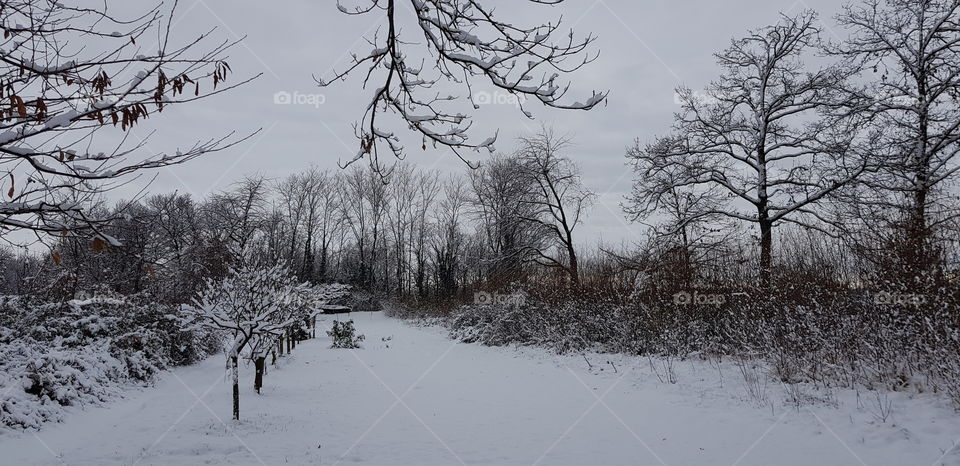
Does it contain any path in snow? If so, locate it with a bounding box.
[2,311,960,465]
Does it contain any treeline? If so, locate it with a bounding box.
[4,2,960,307]
[0,130,599,304]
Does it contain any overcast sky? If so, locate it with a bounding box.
[119,0,845,248]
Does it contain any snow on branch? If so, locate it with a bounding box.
[0,0,260,242]
[188,264,351,358]
[318,0,607,176]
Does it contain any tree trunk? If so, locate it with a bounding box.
[415,252,426,299]
[759,218,773,288]
[253,356,266,394]
[231,355,240,420]
[303,233,314,281]
[319,242,328,282]
[566,240,580,287]
[908,66,932,277]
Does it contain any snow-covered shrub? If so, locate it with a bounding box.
[23,346,125,406]
[328,320,365,349]
[445,283,960,407]
[448,294,632,354]
[0,294,222,429]
[349,291,383,313]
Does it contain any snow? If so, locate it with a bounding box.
[2,311,959,465]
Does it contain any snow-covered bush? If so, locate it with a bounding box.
[0,295,221,429]
[348,291,383,313]
[448,295,632,354]
[22,346,125,407]
[446,285,960,407]
[328,320,365,349]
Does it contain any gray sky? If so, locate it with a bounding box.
[120,0,845,248]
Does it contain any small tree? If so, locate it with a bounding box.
[191,264,301,420]
[250,282,351,394]
[328,320,365,349]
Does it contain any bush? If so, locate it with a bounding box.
[349,291,383,313]
[328,320,365,349]
[0,294,222,429]
[445,284,960,407]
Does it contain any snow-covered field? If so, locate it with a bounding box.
[2,311,959,466]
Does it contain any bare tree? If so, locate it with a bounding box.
[340,167,370,286]
[339,166,390,287]
[432,174,468,296]
[833,0,960,278]
[515,129,594,285]
[206,176,269,267]
[314,171,344,281]
[299,168,335,281]
[469,153,545,285]
[146,192,205,297]
[384,164,411,294]
[366,169,390,289]
[318,0,606,174]
[411,170,440,298]
[277,174,310,269]
[625,12,863,286]
[0,0,257,243]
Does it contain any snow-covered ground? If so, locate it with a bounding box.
[2,311,959,465]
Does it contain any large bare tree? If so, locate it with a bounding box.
[626,12,863,286]
[432,174,468,296]
[469,153,545,285]
[205,176,269,267]
[515,128,593,285]
[833,0,960,277]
